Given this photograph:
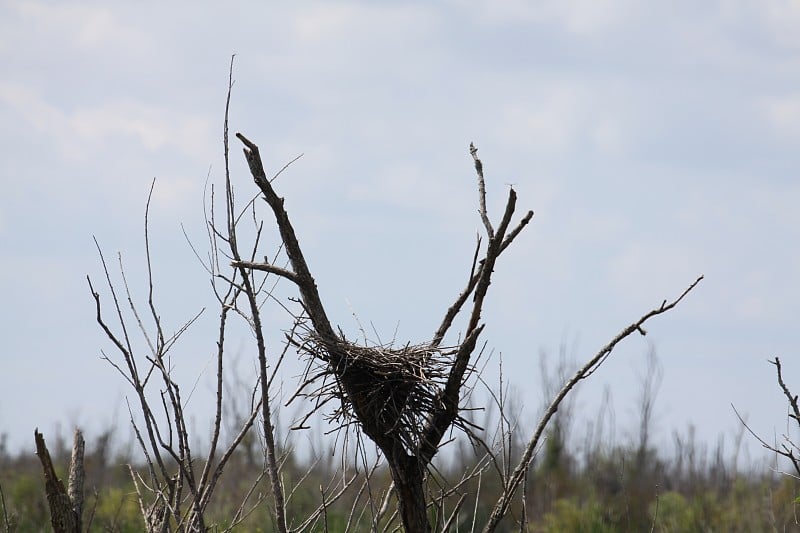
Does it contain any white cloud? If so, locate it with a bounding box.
[609,242,703,302]
[347,159,472,218]
[0,81,63,133]
[291,2,438,45]
[71,100,214,158]
[498,93,582,153]
[540,0,640,35]
[14,1,151,53]
[0,82,213,161]
[254,2,443,110]
[762,93,800,140]
[452,0,639,35]
[493,81,632,157]
[761,0,800,49]
[293,3,364,43]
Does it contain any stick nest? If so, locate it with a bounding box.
[293,332,469,454]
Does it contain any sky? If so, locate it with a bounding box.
[2,1,800,465]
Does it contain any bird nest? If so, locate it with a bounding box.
[292,332,467,454]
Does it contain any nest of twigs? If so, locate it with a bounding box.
[292,332,466,453]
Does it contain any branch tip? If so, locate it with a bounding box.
[235,132,255,149]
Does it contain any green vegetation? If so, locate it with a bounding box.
[1,421,796,532]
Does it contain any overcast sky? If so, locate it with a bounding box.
[2,1,799,462]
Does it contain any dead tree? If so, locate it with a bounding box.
[233,134,531,532]
[232,128,703,532]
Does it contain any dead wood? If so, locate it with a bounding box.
[35,429,84,533]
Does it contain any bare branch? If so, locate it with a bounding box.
[771,357,800,424]
[231,259,300,283]
[440,493,467,532]
[482,275,704,532]
[225,59,289,533]
[471,142,494,239]
[236,132,338,345]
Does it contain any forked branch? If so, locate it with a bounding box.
[421,145,533,467]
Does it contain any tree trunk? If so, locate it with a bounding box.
[390,454,430,533]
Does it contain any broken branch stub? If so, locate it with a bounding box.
[35,429,84,533]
